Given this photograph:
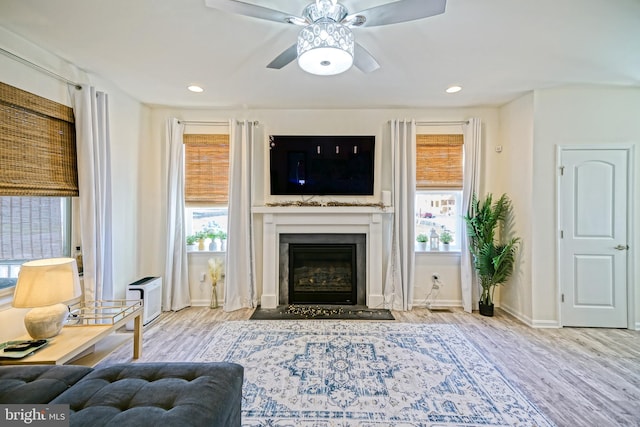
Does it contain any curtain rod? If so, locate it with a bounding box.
[0,47,82,89]
[416,120,469,126]
[178,120,259,126]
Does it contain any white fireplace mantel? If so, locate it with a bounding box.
[252,206,393,308]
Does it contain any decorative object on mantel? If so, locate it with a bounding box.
[265,201,386,209]
[208,258,224,309]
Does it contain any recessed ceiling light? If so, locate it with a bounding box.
[446,85,462,94]
[188,85,204,93]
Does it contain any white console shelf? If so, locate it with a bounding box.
[252,205,393,309]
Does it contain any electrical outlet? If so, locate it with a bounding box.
[432,273,440,282]
[199,272,206,282]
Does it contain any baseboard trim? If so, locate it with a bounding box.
[500,304,561,328]
[499,304,533,326]
[191,298,218,307]
[530,319,561,328]
[412,299,462,309]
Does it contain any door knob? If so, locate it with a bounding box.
[614,244,629,250]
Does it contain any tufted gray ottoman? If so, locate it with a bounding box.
[0,365,93,403]
[50,362,244,427]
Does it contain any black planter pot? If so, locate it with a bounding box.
[479,301,494,317]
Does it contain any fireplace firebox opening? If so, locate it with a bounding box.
[288,243,357,305]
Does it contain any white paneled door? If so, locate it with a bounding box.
[559,148,630,328]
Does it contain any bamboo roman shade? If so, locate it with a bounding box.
[0,82,78,196]
[184,134,229,205]
[416,134,463,189]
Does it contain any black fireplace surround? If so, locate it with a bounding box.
[279,234,366,306]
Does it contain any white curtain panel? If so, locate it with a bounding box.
[384,119,416,311]
[163,118,190,311]
[460,118,482,312]
[71,85,113,302]
[224,120,257,311]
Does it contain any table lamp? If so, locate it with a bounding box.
[12,257,82,339]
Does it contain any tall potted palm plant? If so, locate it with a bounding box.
[464,193,520,316]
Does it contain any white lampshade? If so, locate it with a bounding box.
[297,19,354,76]
[12,258,82,339]
[13,258,82,308]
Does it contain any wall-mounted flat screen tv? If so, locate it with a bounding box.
[269,135,375,196]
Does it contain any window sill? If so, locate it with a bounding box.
[187,250,226,255]
[416,249,461,255]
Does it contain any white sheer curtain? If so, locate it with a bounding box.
[224,120,257,311]
[163,118,190,311]
[384,119,416,310]
[461,118,482,312]
[71,85,113,302]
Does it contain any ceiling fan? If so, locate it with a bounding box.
[204,0,447,75]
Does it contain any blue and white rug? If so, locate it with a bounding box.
[199,321,555,427]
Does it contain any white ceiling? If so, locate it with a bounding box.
[0,0,639,109]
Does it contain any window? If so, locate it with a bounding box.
[184,134,229,249]
[0,82,77,296]
[0,197,72,291]
[416,191,462,251]
[415,134,463,251]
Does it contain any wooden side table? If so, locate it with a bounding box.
[0,300,143,366]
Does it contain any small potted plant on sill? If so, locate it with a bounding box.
[440,230,453,250]
[206,230,219,251]
[195,231,208,251]
[464,193,520,317]
[416,233,428,251]
[218,231,227,252]
[186,234,198,252]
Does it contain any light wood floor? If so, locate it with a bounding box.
[100,307,640,427]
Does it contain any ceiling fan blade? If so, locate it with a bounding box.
[204,0,299,24]
[267,44,298,69]
[346,0,446,28]
[353,43,380,73]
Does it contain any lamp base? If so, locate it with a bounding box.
[24,303,69,339]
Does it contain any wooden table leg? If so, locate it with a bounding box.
[133,314,143,358]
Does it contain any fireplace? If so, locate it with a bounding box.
[279,233,366,306]
[289,244,357,304]
[254,206,389,309]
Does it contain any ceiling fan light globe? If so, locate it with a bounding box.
[298,47,353,75]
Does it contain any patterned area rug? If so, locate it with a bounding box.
[198,321,555,427]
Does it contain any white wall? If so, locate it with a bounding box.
[145,107,500,308]
[497,93,535,323]
[0,27,149,341]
